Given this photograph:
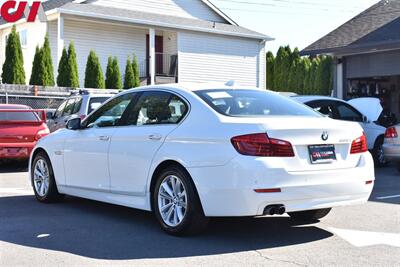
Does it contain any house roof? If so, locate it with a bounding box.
[57,2,272,40]
[301,0,400,56]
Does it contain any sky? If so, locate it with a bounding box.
[210,0,380,54]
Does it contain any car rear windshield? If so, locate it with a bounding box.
[88,97,110,114]
[0,110,39,121]
[195,89,320,117]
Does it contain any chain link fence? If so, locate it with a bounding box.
[0,84,72,109]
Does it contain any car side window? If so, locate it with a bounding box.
[336,102,363,122]
[72,97,83,114]
[83,93,135,128]
[307,100,336,119]
[54,100,67,119]
[124,91,188,126]
[63,98,76,117]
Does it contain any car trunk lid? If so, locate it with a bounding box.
[226,116,365,172]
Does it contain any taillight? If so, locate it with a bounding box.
[385,127,398,138]
[231,133,294,157]
[35,128,50,141]
[350,133,368,154]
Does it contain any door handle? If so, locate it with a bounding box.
[148,134,162,141]
[99,135,110,141]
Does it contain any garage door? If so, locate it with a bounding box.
[346,49,400,78]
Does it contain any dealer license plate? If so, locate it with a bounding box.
[308,144,336,164]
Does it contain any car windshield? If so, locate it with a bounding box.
[195,89,320,117]
[88,97,111,114]
[0,110,39,121]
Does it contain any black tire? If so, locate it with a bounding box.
[31,151,64,203]
[373,136,386,167]
[288,208,331,222]
[396,162,400,173]
[153,165,209,236]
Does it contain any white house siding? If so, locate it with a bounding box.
[61,18,147,87]
[0,21,47,84]
[178,32,261,87]
[92,0,225,22]
[47,20,58,80]
[259,42,266,89]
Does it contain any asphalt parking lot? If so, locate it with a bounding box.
[0,162,399,267]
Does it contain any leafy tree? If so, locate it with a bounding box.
[41,35,55,86]
[132,54,140,88]
[266,51,274,89]
[123,57,134,89]
[67,42,80,87]
[56,47,68,87]
[2,25,25,84]
[30,46,42,85]
[84,50,105,89]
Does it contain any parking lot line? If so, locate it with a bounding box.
[376,194,400,200]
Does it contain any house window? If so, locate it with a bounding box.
[19,30,27,47]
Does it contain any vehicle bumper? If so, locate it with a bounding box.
[188,152,374,217]
[383,143,400,161]
[0,142,36,159]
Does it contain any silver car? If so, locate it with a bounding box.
[383,125,400,172]
[47,90,117,132]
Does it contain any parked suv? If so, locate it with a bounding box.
[47,89,118,132]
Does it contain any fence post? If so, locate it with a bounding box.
[4,84,8,104]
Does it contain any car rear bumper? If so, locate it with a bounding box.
[0,142,36,159]
[383,143,400,161]
[188,152,374,217]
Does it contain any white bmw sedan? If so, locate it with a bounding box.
[30,83,374,235]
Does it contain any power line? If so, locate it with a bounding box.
[215,0,364,10]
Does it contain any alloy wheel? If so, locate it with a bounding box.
[157,175,187,227]
[33,159,50,197]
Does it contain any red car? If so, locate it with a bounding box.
[0,104,49,160]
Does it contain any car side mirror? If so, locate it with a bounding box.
[46,111,55,120]
[66,118,82,130]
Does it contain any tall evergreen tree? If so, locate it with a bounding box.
[287,51,301,92]
[30,46,42,85]
[132,54,140,88]
[309,57,321,94]
[2,25,25,84]
[273,46,291,91]
[124,57,134,89]
[41,35,55,86]
[297,58,310,95]
[56,47,68,87]
[106,56,122,89]
[266,51,275,90]
[105,56,114,89]
[67,42,80,87]
[84,50,105,89]
[112,57,122,89]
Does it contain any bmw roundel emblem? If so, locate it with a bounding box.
[321,131,329,141]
